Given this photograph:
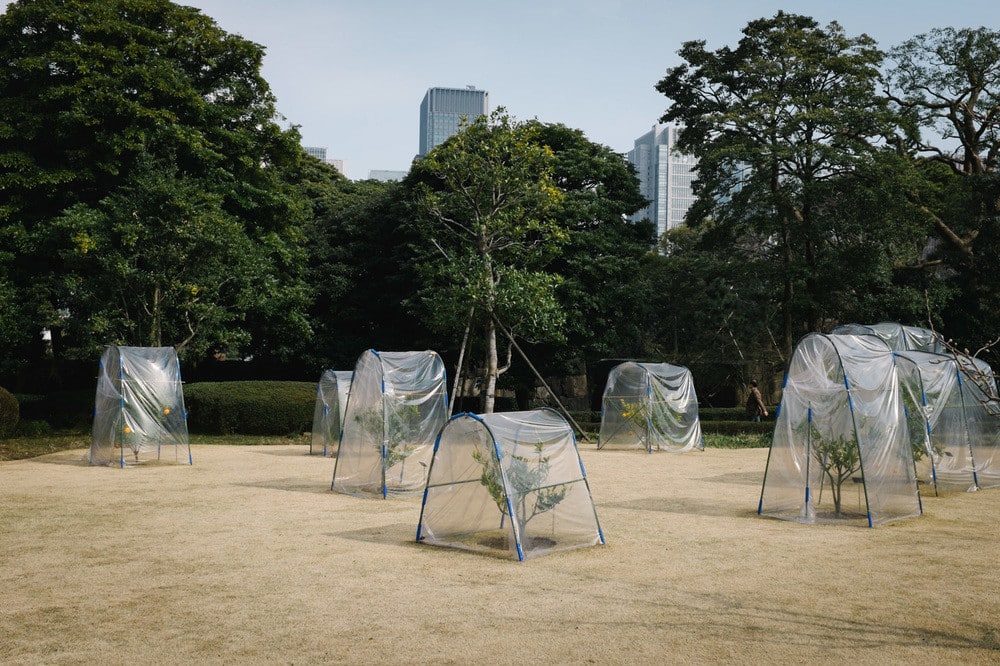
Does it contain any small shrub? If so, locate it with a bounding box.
[0,386,19,438]
[184,381,316,435]
[702,431,772,449]
[14,420,53,437]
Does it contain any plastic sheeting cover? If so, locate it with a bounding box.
[89,346,191,467]
[332,350,448,498]
[831,322,943,353]
[418,408,604,561]
[759,334,921,526]
[597,362,703,452]
[894,351,981,492]
[310,370,353,456]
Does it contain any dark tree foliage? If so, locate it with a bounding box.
[518,122,653,375]
[885,27,1000,357]
[303,175,434,372]
[0,0,310,366]
[656,12,898,358]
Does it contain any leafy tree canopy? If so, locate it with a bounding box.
[405,109,566,412]
[885,27,1000,356]
[656,11,903,356]
[0,0,311,363]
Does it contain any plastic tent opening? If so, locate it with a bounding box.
[331,350,448,498]
[597,362,704,452]
[417,408,604,561]
[89,345,191,467]
[310,370,353,456]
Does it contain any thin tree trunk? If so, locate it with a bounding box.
[151,284,162,347]
[484,317,498,414]
[781,225,794,359]
[449,307,474,417]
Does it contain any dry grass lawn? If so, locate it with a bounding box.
[2,443,998,664]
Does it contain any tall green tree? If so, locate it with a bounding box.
[885,27,1000,357]
[406,110,566,413]
[304,173,433,371]
[656,11,898,358]
[0,0,310,364]
[526,122,652,372]
[46,154,263,359]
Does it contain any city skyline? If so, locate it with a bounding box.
[10,1,997,179]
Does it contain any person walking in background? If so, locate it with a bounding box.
[746,380,768,422]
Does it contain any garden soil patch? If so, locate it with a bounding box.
[2,444,998,664]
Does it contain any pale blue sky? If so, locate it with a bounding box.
[8,1,1000,178]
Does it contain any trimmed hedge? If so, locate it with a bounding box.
[567,409,774,433]
[0,386,19,438]
[698,420,774,436]
[16,390,93,430]
[184,381,316,435]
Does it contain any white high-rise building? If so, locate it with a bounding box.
[626,124,697,240]
[303,146,347,177]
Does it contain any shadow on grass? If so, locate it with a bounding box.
[575,582,1000,654]
[601,495,755,518]
[330,522,419,546]
[697,470,766,486]
[236,477,330,494]
[31,450,91,466]
[245,446,314,457]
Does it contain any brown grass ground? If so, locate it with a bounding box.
[2,444,998,664]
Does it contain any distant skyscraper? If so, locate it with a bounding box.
[303,146,327,161]
[418,86,489,157]
[328,159,347,177]
[368,170,409,182]
[626,124,697,240]
[303,146,346,177]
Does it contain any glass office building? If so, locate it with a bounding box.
[627,124,697,240]
[418,86,489,157]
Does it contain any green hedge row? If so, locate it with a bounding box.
[9,385,777,439]
[0,386,19,438]
[16,390,93,430]
[183,381,316,435]
[698,420,775,436]
[567,409,774,430]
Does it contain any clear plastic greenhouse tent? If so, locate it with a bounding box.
[90,345,191,467]
[310,370,353,456]
[758,333,921,527]
[417,408,604,561]
[331,350,448,498]
[894,351,1000,493]
[597,362,703,452]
